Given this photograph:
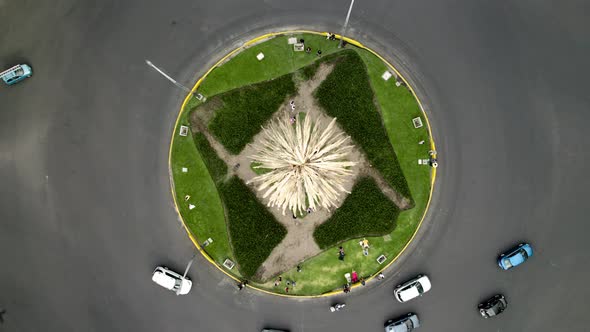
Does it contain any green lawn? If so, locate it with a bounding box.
[355,48,432,242]
[197,33,343,98]
[170,111,234,267]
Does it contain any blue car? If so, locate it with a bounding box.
[1,64,33,85]
[498,243,533,270]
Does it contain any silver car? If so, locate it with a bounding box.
[385,313,420,332]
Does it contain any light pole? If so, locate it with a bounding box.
[182,252,197,280]
[145,60,205,101]
[175,253,197,295]
[338,0,356,48]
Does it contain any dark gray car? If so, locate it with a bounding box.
[384,313,420,332]
[478,294,508,318]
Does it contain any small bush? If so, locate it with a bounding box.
[193,132,227,182]
[208,74,296,154]
[313,177,400,249]
[315,50,412,201]
[220,177,288,278]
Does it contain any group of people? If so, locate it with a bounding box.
[288,100,297,125]
[299,33,338,58]
[273,275,297,293]
[341,272,385,293]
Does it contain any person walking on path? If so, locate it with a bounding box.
[377,272,385,280]
[338,246,345,260]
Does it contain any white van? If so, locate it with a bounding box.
[152,266,192,295]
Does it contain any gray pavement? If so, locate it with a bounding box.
[1,0,589,331]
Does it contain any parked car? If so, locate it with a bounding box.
[394,275,431,303]
[385,313,420,332]
[151,266,192,295]
[498,243,533,270]
[1,64,33,85]
[478,294,507,318]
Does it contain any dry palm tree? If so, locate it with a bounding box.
[248,112,357,216]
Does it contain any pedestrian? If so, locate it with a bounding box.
[292,213,297,219]
[329,34,336,41]
[285,287,289,293]
[237,281,245,290]
[297,265,302,272]
[305,46,311,53]
[299,38,304,43]
[306,207,313,214]
[338,246,345,260]
[286,280,291,286]
[360,277,366,286]
[377,272,385,280]
[317,50,322,57]
[292,280,297,287]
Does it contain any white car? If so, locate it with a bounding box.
[152,266,192,295]
[394,275,431,303]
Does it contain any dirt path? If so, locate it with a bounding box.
[190,62,412,281]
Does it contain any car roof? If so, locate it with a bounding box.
[152,270,177,289]
[386,314,419,332]
[397,276,431,301]
[399,287,420,302]
[417,276,431,291]
[508,252,525,265]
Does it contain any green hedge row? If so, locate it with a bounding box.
[208,73,296,154]
[193,132,227,182]
[191,130,286,278]
[313,177,400,249]
[315,50,413,201]
[219,177,288,278]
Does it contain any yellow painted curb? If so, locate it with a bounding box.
[168,30,437,298]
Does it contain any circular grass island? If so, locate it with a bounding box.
[169,31,436,296]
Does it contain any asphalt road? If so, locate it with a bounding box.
[1,0,589,331]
